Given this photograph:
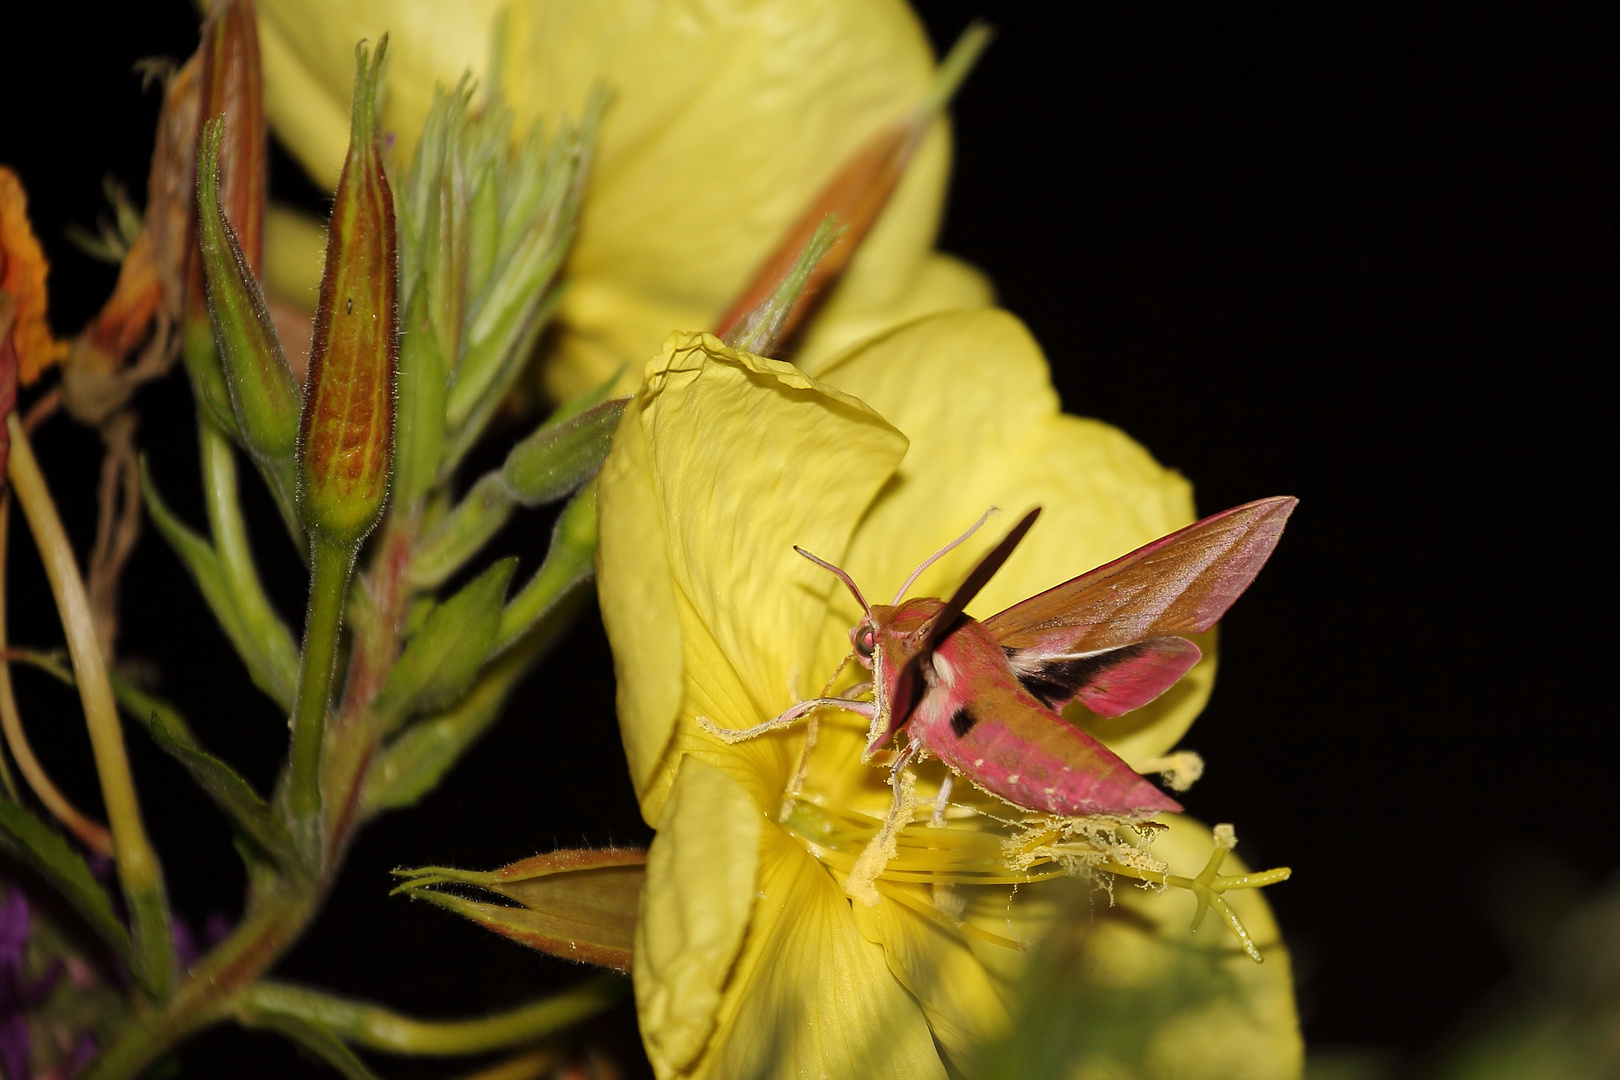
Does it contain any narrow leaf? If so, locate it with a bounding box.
[372,557,516,727]
[361,590,580,814]
[139,709,300,871]
[407,471,514,592]
[390,279,446,511]
[496,481,596,650]
[394,849,646,973]
[0,794,131,961]
[140,457,297,708]
[502,398,627,507]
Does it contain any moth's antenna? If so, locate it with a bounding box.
[795,547,872,619]
[893,507,998,604]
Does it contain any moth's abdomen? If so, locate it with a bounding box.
[915,623,1181,818]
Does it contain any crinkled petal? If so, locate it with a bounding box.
[635,756,760,1074]
[806,309,1211,762]
[598,331,907,821]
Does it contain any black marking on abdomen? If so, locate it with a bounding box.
[950,705,978,738]
[1014,642,1151,709]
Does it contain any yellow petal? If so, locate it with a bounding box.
[597,332,907,821]
[257,0,952,398]
[258,0,502,187]
[1087,816,1303,1080]
[849,882,1014,1069]
[796,251,996,372]
[806,309,1209,760]
[700,827,948,1080]
[634,756,760,1074]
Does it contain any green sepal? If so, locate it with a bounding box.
[0,793,132,963]
[141,457,298,710]
[196,118,302,467]
[371,557,517,729]
[502,397,627,507]
[390,278,447,512]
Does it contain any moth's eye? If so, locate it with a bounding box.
[855,626,877,659]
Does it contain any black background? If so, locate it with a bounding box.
[2,3,1613,1077]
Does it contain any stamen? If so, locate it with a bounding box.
[1134,750,1206,792]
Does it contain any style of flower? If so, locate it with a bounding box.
[253,0,991,399]
[596,309,1302,1079]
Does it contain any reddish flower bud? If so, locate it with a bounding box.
[296,38,397,548]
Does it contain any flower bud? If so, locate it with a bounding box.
[183,0,269,433]
[196,118,300,465]
[712,22,993,347]
[296,38,397,548]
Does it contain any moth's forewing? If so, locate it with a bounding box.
[912,620,1181,817]
[983,496,1295,654]
[1009,634,1202,717]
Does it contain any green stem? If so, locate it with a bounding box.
[287,538,354,861]
[5,413,174,997]
[240,974,627,1055]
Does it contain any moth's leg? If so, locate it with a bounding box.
[845,743,920,905]
[698,696,874,744]
[781,651,870,801]
[930,773,954,828]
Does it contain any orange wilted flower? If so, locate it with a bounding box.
[0,167,70,388]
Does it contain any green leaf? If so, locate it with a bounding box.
[394,848,645,973]
[407,471,514,592]
[497,481,597,650]
[502,398,627,507]
[390,280,447,512]
[0,794,131,961]
[138,707,300,874]
[141,457,297,710]
[361,590,577,814]
[372,558,517,728]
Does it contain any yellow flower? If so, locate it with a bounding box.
[597,310,1302,1078]
[255,0,992,400]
